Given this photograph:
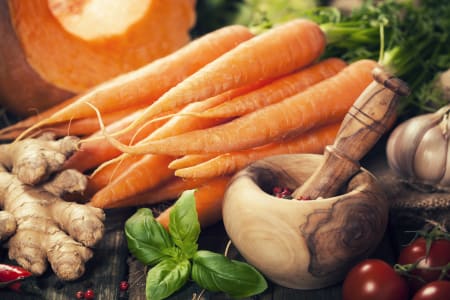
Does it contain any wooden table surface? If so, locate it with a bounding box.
[0,140,422,300]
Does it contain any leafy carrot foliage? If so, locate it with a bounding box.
[237,0,450,117]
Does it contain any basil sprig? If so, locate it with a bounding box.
[125,190,268,300]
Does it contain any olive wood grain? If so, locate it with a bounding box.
[223,67,410,290]
[223,154,388,289]
[292,67,410,199]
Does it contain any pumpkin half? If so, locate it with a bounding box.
[0,0,196,116]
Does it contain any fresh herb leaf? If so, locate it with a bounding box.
[146,258,191,300]
[125,190,267,299]
[168,190,200,258]
[192,250,268,298]
[125,208,175,265]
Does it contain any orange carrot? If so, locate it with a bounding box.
[194,58,347,119]
[104,59,378,156]
[63,110,146,173]
[54,105,146,136]
[0,96,79,139]
[168,153,218,171]
[89,154,175,208]
[0,105,145,140]
[84,153,145,195]
[84,80,267,177]
[15,24,255,140]
[63,108,171,172]
[84,82,264,202]
[145,79,269,141]
[106,177,211,209]
[156,176,231,229]
[112,19,326,137]
[173,122,340,179]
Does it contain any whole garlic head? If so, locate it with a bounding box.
[386,104,450,191]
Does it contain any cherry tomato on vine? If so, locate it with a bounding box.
[342,259,409,300]
[412,280,450,300]
[398,237,450,292]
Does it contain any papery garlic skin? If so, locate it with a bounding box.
[386,105,450,190]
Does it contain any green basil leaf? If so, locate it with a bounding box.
[192,250,268,298]
[146,258,191,300]
[168,190,200,257]
[125,208,174,266]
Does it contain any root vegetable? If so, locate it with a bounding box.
[0,211,15,241]
[193,58,347,119]
[108,177,211,209]
[172,122,341,179]
[0,0,196,117]
[89,154,175,208]
[108,18,327,138]
[106,59,376,156]
[84,83,265,205]
[0,133,105,281]
[10,23,254,141]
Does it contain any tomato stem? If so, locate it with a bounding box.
[394,260,450,282]
[439,262,450,280]
[404,223,449,256]
[394,263,426,283]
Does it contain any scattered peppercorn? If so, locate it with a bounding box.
[119,280,129,292]
[273,186,293,199]
[84,288,95,299]
[75,290,85,299]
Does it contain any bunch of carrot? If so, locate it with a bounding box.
[2,19,379,228]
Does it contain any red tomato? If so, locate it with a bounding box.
[398,238,450,292]
[412,280,450,300]
[342,259,409,300]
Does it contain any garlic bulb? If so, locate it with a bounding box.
[386,104,450,190]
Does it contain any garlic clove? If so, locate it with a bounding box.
[440,145,450,187]
[414,125,447,184]
[386,104,450,190]
[387,114,434,178]
[437,111,450,187]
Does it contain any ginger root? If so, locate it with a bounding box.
[0,133,105,281]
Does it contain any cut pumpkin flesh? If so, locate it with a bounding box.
[0,0,196,116]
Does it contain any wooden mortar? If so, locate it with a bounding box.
[222,67,410,289]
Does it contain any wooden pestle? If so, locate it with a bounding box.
[292,66,410,200]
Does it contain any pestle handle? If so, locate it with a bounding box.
[292,67,410,200]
